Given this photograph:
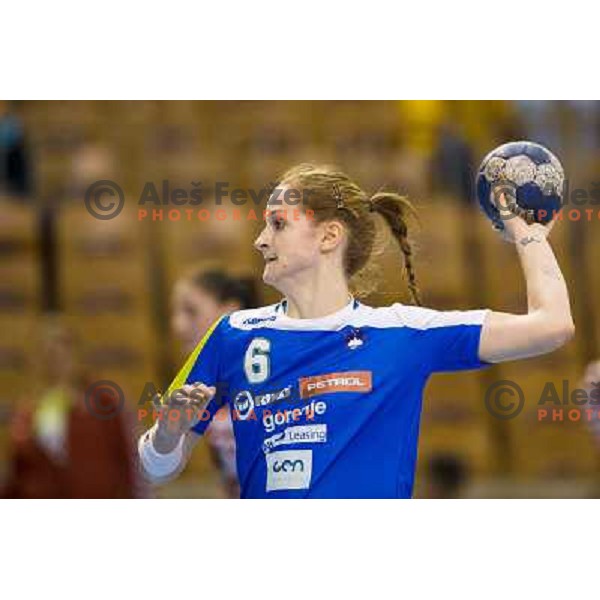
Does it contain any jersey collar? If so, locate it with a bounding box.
[274,296,360,331]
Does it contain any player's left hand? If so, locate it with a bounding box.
[153,382,216,437]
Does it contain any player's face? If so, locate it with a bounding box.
[254,186,323,291]
[171,280,224,353]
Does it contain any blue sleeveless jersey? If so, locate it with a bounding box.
[169,299,490,498]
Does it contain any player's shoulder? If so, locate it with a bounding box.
[353,302,489,330]
[225,303,281,331]
[350,302,432,329]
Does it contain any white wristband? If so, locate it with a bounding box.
[138,424,185,479]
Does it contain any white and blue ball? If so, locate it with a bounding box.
[476,141,564,230]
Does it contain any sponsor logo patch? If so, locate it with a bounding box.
[242,316,277,326]
[299,371,372,399]
[233,390,254,420]
[266,450,312,492]
[262,399,326,433]
[262,424,327,453]
[233,386,292,421]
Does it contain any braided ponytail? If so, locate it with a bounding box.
[370,192,422,306]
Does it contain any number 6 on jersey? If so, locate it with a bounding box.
[244,337,271,384]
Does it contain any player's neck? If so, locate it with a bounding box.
[282,275,351,320]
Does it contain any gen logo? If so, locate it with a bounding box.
[273,458,305,473]
[266,450,312,492]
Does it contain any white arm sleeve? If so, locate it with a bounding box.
[138,424,186,480]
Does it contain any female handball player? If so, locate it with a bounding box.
[139,164,575,498]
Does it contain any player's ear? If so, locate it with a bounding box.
[319,220,345,253]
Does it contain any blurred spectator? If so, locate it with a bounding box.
[517,101,599,158]
[2,316,141,498]
[68,139,117,199]
[514,101,560,150]
[425,454,468,499]
[0,101,31,196]
[565,100,600,156]
[170,266,259,498]
[430,122,475,203]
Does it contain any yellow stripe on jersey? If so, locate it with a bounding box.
[165,316,224,397]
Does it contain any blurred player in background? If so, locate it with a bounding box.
[170,267,258,497]
[2,317,140,498]
[139,163,575,498]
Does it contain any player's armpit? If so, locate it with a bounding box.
[478,310,575,363]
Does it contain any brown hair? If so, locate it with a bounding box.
[278,163,421,305]
[184,266,259,310]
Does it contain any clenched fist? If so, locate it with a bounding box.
[152,383,216,453]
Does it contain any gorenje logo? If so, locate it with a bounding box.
[266,450,312,492]
[262,399,326,433]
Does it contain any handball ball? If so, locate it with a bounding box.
[476,141,564,231]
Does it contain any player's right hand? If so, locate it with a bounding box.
[495,192,557,244]
[153,383,216,437]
